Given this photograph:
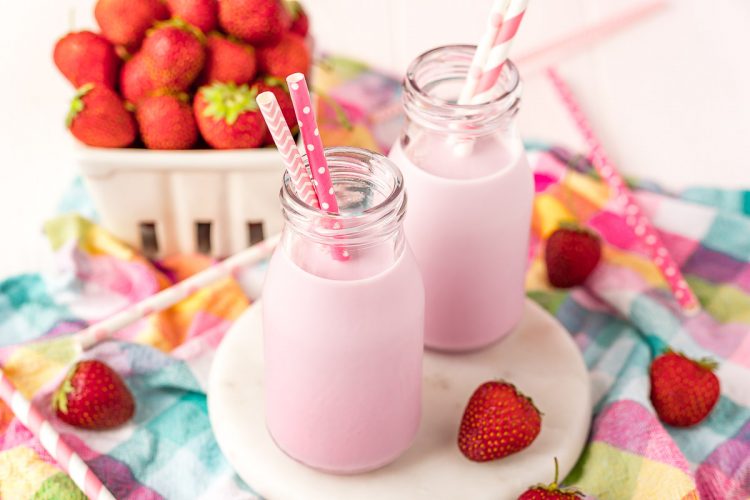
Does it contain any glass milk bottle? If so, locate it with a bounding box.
[262,147,425,473]
[389,45,533,352]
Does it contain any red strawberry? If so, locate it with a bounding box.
[166,0,218,33]
[650,350,720,427]
[136,93,198,149]
[256,32,311,79]
[544,223,601,288]
[120,52,158,104]
[517,458,584,499]
[288,1,309,37]
[458,381,542,462]
[67,84,137,148]
[95,0,169,49]
[199,32,256,85]
[194,82,265,149]
[52,360,135,430]
[218,0,291,46]
[141,20,206,91]
[53,31,120,89]
[253,76,295,130]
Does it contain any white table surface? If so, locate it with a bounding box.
[1,0,749,278]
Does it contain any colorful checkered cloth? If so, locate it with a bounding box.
[1,60,749,499]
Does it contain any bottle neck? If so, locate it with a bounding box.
[401,44,522,138]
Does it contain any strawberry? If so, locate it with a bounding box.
[67,84,137,148]
[458,381,542,462]
[256,32,311,79]
[218,0,291,46]
[137,93,198,149]
[120,52,158,104]
[141,20,206,91]
[199,32,256,85]
[194,82,265,149]
[253,76,295,130]
[53,31,120,89]
[95,0,169,49]
[52,360,135,430]
[287,1,309,37]
[517,458,584,499]
[544,223,601,288]
[650,350,720,427]
[166,0,218,33]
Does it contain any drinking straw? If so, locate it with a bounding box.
[286,73,340,213]
[0,371,116,500]
[546,68,700,314]
[257,91,320,208]
[74,234,280,349]
[459,0,529,105]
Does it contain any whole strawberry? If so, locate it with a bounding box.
[544,223,601,288]
[218,0,291,46]
[288,1,309,37]
[518,458,583,500]
[257,32,311,78]
[141,20,206,91]
[67,84,137,148]
[53,360,135,430]
[166,0,218,33]
[194,82,265,149]
[120,52,158,104]
[650,350,720,427]
[199,32,256,85]
[253,76,295,130]
[137,93,198,149]
[95,0,169,49]
[53,31,120,89]
[458,381,542,462]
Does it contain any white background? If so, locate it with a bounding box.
[0,0,749,277]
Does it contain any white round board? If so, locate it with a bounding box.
[208,299,591,500]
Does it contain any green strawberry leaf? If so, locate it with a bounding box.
[52,364,78,414]
[150,18,206,44]
[66,83,94,128]
[263,76,287,89]
[201,83,258,125]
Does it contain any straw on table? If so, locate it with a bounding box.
[546,67,700,314]
[76,234,280,349]
[286,73,339,213]
[0,371,116,500]
[257,91,320,209]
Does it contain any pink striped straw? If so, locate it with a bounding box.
[257,91,320,209]
[286,73,339,213]
[459,0,529,105]
[0,371,116,500]
[546,68,700,314]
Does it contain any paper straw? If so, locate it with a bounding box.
[0,371,116,500]
[75,234,280,349]
[286,73,339,213]
[546,68,700,314]
[257,91,320,209]
[460,0,529,105]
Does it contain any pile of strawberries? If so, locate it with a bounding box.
[54,0,310,150]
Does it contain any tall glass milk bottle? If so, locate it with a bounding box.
[262,147,425,473]
[389,45,533,352]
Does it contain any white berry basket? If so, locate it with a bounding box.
[75,143,287,258]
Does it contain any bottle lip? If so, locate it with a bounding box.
[402,44,521,131]
[280,147,406,244]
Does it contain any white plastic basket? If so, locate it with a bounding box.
[76,145,286,258]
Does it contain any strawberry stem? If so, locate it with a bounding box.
[552,457,559,488]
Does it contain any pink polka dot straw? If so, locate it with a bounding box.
[546,67,700,314]
[286,73,339,214]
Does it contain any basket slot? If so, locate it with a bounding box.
[196,221,212,255]
[139,222,159,258]
[247,221,265,246]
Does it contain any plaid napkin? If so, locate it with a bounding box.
[1,59,749,499]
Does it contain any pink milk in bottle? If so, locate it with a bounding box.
[389,45,533,352]
[262,147,425,473]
